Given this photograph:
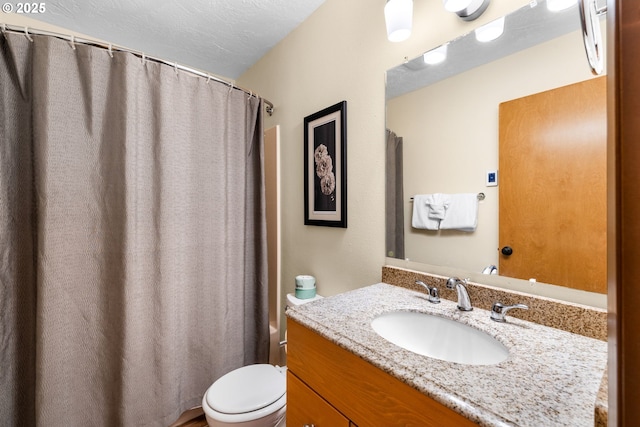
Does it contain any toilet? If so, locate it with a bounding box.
[202,364,287,427]
[202,293,322,426]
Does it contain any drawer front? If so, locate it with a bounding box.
[287,371,351,427]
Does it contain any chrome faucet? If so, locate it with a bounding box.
[482,264,497,275]
[446,277,472,311]
[490,302,529,322]
[415,280,440,304]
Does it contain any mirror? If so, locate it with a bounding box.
[385,0,607,295]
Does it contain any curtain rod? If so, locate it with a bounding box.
[0,23,274,116]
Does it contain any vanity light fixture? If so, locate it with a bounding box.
[547,0,577,11]
[443,0,490,21]
[423,43,448,64]
[385,0,413,42]
[475,16,505,42]
[384,0,491,42]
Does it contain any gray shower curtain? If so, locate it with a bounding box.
[0,32,268,426]
[386,129,404,259]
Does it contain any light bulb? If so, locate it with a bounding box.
[547,0,577,11]
[423,44,448,65]
[443,0,473,12]
[475,16,505,42]
[385,0,413,42]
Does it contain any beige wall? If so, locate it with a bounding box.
[236,0,531,312]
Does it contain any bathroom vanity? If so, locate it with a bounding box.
[286,283,607,427]
[287,318,476,426]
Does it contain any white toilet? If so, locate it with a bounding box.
[202,293,322,426]
[202,364,287,427]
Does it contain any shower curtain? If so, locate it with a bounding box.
[385,129,404,259]
[0,31,268,426]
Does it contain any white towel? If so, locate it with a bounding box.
[439,193,478,232]
[425,193,450,220]
[412,195,440,230]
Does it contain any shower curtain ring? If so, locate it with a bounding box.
[141,53,146,65]
[24,27,33,42]
[174,62,178,75]
[69,34,76,49]
[108,43,113,58]
[1,23,7,36]
[207,75,211,84]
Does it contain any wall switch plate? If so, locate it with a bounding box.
[486,170,498,186]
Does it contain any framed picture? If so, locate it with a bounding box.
[304,101,347,228]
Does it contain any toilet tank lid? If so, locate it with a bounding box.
[286,293,324,306]
[206,364,286,414]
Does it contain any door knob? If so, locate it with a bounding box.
[501,246,513,256]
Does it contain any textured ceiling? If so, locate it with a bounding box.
[30,0,326,79]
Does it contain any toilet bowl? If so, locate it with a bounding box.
[203,293,323,426]
[202,364,287,427]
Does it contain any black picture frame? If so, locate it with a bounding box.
[304,101,347,228]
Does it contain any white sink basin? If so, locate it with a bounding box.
[371,311,509,365]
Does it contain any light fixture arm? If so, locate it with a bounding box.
[449,0,490,21]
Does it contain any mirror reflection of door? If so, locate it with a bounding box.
[498,76,606,293]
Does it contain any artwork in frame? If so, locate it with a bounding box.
[304,101,347,228]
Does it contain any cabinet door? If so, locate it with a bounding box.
[287,371,351,427]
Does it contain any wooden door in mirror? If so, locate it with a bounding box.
[499,76,607,293]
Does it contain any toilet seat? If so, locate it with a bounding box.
[203,364,287,424]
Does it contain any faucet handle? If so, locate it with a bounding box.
[415,280,440,304]
[490,302,529,322]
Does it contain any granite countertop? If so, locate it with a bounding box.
[286,283,607,427]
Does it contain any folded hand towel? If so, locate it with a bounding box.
[425,193,451,220]
[439,193,478,232]
[412,195,440,230]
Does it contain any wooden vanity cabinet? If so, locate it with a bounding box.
[287,318,478,427]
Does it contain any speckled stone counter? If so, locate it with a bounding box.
[286,283,607,427]
[382,265,607,341]
[595,369,608,427]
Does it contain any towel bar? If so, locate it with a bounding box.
[410,192,485,202]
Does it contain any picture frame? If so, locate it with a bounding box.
[304,101,347,228]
